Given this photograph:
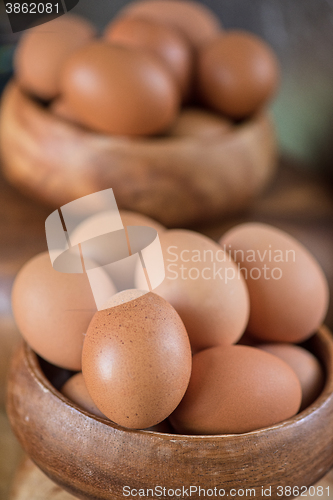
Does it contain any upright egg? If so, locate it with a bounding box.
[197,31,279,119]
[119,0,222,48]
[169,344,302,434]
[82,290,192,429]
[11,252,116,370]
[104,17,193,98]
[220,223,329,343]
[60,41,180,136]
[136,230,249,353]
[14,14,96,100]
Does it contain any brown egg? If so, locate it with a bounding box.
[220,223,329,343]
[70,210,165,292]
[136,230,249,353]
[258,343,325,411]
[120,210,165,234]
[119,0,222,49]
[169,344,302,434]
[197,31,280,119]
[50,97,81,125]
[14,14,96,100]
[104,17,192,98]
[60,41,180,136]
[61,373,107,419]
[144,419,174,433]
[82,290,192,429]
[11,252,116,370]
[168,107,233,139]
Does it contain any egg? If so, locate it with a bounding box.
[118,0,222,49]
[168,107,233,139]
[60,41,180,136]
[220,223,329,343]
[258,343,325,411]
[82,290,192,429]
[136,230,249,353]
[50,97,81,125]
[14,14,96,101]
[70,210,165,291]
[197,31,280,119]
[11,251,116,370]
[104,17,193,98]
[169,344,302,434]
[61,373,106,419]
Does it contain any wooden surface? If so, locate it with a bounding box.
[8,457,333,500]
[0,82,278,227]
[6,330,333,500]
[0,154,333,498]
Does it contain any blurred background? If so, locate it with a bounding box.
[2,0,333,174]
[0,1,333,498]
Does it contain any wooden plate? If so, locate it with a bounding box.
[0,82,277,227]
[6,327,333,500]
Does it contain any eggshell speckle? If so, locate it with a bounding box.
[14,14,96,100]
[60,41,180,136]
[169,344,302,434]
[137,230,249,353]
[220,223,329,343]
[61,373,107,419]
[258,343,325,411]
[197,31,279,119]
[82,290,192,429]
[11,251,116,370]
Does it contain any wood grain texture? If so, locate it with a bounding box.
[0,81,278,227]
[6,328,333,500]
[9,457,333,500]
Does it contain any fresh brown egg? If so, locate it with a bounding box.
[168,107,233,139]
[104,17,193,98]
[136,230,250,353]
[169,344,302,434]
[60,41,180,136]
[120,210,166,234]
[61,373,107,419]
[70,210,165,291]
[220,223,329,343]
[11,251,116,370]
[144,419,174,433]
[197,31,280,119]
[118,0,222,49]
[50,97,81,125]
[14,14,96,101]
[258,343,325,411]
[82,290,192,429]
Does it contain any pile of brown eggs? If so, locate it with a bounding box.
[14,0,280,136]
[12,213,329,435]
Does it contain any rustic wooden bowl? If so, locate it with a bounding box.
[0,81,278,227]
[6,326,333,500]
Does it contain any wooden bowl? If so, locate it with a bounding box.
[6,327,333,500]
[0,82,277,227]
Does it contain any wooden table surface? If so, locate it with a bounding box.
[0,156,332,499]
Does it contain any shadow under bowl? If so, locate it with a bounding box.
[6,326,333,500]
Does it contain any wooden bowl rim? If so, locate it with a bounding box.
[22,325,333,441]
[11,81,269,142]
